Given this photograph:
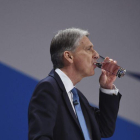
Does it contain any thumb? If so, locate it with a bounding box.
[101,69,106,75]
[99,69,106,85]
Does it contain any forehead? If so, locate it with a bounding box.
[78,36,93,48]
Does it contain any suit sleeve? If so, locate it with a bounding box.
[92,90,122,138]
[28,81,59,140]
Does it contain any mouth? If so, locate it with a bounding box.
[93,62,97,65]
[93,62,97,68]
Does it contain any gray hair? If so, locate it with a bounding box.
[50,28,89,69]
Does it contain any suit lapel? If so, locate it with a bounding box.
[62,90,81,128]
[49,70,82,130]
[78,90,101,140]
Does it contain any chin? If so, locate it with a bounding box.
[88,71,95,77]
[91,72,95,76]
[83,69,95,77]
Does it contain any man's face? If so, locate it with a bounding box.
[72,36,99,78]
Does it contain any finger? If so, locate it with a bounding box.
[102,62,118,76]
[109,59,118,64]
[102,62,112,71]
[109,61,117,74]
[109,59,113,62]
[103,57,110,63]
[109,60,119,75]
[100,69,106,81]
[113,60,117,64]
[106,71,110,76]
[103,58,116,68]
[103,57,114,64]
[101,69,106,75]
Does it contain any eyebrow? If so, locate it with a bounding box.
[84,44,94,50]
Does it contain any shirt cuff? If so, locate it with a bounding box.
[100,85,119,95]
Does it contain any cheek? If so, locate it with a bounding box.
[78,58,92,72]
[74,52,92,68]
[84,56,92,66]
[76,59,85,68]
[74,56,85,70]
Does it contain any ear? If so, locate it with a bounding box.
[63,51,73,64]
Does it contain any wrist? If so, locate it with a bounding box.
[100,84,114,89]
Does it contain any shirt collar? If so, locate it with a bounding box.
[55,68,74,93]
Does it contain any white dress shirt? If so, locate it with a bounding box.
[55,68,119,114]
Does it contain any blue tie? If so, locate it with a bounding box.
[71,88,90,140]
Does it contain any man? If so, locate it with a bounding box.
[28,28,121,140]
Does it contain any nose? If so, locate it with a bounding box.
[93,50,99,60]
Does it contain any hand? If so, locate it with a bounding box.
[99,57,119,89]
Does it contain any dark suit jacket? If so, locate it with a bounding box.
[28,69,121,140]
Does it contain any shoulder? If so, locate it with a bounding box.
[36,76,56,90]
[31,75,61,99]
[38,75,57,87]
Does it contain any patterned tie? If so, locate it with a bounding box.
[71,87,90,140]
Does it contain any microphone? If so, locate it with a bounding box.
[73,100,79,106]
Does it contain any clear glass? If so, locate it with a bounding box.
[95,55,126,78]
